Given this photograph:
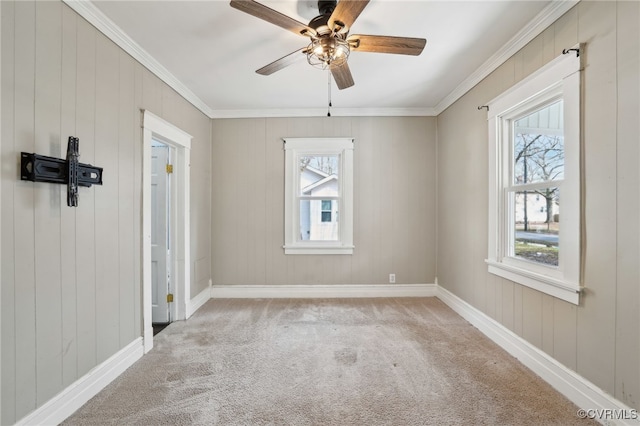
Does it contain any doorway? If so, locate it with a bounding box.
[142,110,192,353]
[151,140,172,329]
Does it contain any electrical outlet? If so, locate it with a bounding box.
[389,273,396,284]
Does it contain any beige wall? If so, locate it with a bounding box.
[437,1,639,410]
[0,1,211,423]
[211,117,437,287]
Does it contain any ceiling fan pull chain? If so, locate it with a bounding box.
[327,71,332,117]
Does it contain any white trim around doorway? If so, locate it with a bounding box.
[142,110,191,353]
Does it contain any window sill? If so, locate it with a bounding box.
[485,259,580,305]
[284,244,354,255]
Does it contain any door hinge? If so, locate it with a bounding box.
[166,164,173,174]
[166,293,174,303]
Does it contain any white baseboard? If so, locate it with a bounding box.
[186,281,212,318]
[436,286,639,426]
[211,283,437,299]
[16,337,144,426]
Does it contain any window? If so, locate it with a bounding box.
[486,48,581,304]
[321,200,333,222]
[284,138,354,254]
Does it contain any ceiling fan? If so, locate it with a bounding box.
[229,0,427,90]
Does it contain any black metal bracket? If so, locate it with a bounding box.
[20,136,103,207]
[562,48,580,57]
[477,105,489,111]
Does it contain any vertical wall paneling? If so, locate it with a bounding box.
[513,284,523,336]
[251,119,267,286]
[614,0,640,408]
[60,4,78,389]
[94,33,121,364]
[520,32,544,78]
[141,68,162,117]
[377,119,395,283]
[211,121,234,285]
[391,119,410,283]
[552,299,577,371]
[118,51,135,347]
[34,0,63,405]
[186,103,212,300]
[553,6,578,55]
[575,1,617,394]
[1,1,15,422]
[13,1,37,419]
[0,0,2,420]
[189,107,212,297]
[541,294,554,356]
[236,119,251,285]
[133,63,144,338]
[351,117,374,285]
[484,275,497,320]
[521,287,542,349]
[74,16,97,379]
[501,280,515,332]
[541,26,555,64]
[0,0,3,420]
[264,119,287,285]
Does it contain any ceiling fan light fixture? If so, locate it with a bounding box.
[306,36,350,69]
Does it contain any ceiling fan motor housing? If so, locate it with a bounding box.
[310,0,344,35]
[317,0,337,16]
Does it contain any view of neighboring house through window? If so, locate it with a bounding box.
[299,155,339,241]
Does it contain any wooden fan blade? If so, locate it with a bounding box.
[330,62,355,90]
[256,48,308,75]
[328,0,370,32]
[230,0,315,37]
[348,34,426,55]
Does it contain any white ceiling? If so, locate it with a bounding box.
[71,0,574,118]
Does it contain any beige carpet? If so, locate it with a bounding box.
[64,298,595,425]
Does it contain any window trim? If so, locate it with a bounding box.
[486,48,582,304]
[283,138,354,255]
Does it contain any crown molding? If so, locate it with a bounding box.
[65,0,578,119]
[62,0,216,118]
[211,107,437,119]
[432,0,580,116]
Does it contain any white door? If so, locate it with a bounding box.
[151,142,171,323]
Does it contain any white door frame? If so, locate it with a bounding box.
[142,110,191,353]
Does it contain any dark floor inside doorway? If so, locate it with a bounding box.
[153,323,169,336]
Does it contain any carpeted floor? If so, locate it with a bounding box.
[64,298,595,425]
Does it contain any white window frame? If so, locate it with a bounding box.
[486,48,582,305]
[284,137,354,255]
